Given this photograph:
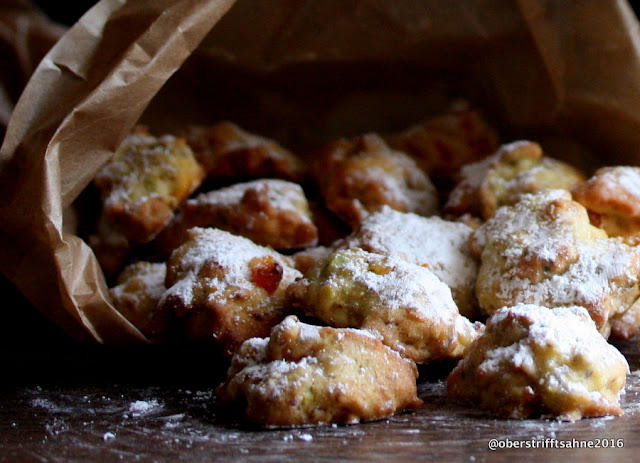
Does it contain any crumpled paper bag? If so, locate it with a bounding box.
[0,0,65,140]
[1,0,640,344]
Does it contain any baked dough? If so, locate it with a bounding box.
[337,206,479,319]
[217,315,422,428]
[470,189,640,339]
[314,133,439,229]
[445,140,585,219]
[91,127,205,274]
[93,127,205,244]
[291,245,334,278]
[447,304,629,421]
[109,261,168,339]
[288,247,482,363]
[179,121,305,183]
[572,166,640,238]
[152,179,318,256]
[159,227,301,356]
[387,100,499,183]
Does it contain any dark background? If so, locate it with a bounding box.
[32,1,640,27]
[33,0,98,25]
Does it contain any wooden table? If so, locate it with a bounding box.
[2,276,639,462]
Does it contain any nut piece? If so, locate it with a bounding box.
[217,315,422,428]
[447,304,629,421]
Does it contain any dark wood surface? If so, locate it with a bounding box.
[2,275,639,463]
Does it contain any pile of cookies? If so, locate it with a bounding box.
[89,100,636,427]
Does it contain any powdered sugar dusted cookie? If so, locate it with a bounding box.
[314,133,439,229]
[387,100,498,182]
[91,127,205,274]
[288,247,482,363]
[470,189,640,339]
[572,166,640,238]
[179,121,305,183]
[338,206,479,319]
[94,127,205,244]
[447,304,629,421]
[159,227,301,356]
[154,179,318,255]
[217,315,422,428]
[109,261,168,340]
[445,140,585,219]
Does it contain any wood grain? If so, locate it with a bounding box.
[1,342,638,462]
[1,276,639,462]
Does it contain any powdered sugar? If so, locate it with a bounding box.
[163,228,300,307]
[447,150,497,208]
[341,206,477,294]
[479,304,629,382]
[176,228,273,275]
[446,140,536,210]
[109,262,167,307]
[163,278,194,307]
[473,190,640,327]
[479,342,536,378]
[456,303,630,421]
[242,356,322,401]
[298,323,322,343]
[495,240,638,310]
[243,336,270,354]
[128,399,162,417]
[325,248,458,322]
[99,132,184,206]
[188,179,311,221]
[219,315,419,427]
[597,166,640,201]
[352,166,405,203]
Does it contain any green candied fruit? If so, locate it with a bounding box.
[140,169,177,197]
[318,249,361,290]
[324,252,347,271]
[313,248,384,315]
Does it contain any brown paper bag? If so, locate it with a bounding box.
[0,0,66,139]
[1,0,640,344]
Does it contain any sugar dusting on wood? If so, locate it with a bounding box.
[10,342,639,460]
